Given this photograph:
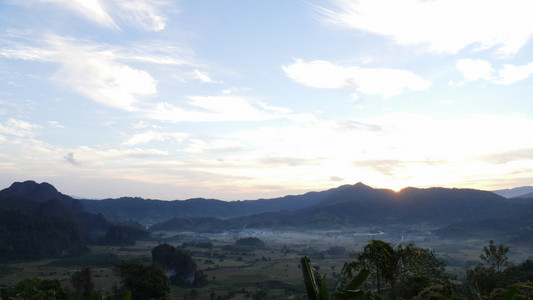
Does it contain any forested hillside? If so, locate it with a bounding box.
[0,181,150,261]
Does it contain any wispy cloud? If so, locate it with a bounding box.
[146,95,300,122]
[29,0,171,32]
[47,121,65,128]
[353,159,405,176]
[123,130,188,146]
[192,70,215,83]
[255,156,323,167]
[317,0,533,56]
[114,0,169,32]
[479,148,533,164]
[42,0,119,29]
[0,118,42,138]
[0,34,195,111]
[283,59,431,97]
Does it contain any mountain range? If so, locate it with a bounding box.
[2,180,533,260]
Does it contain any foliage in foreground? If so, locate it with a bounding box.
[301,256,369,300]
[301,239,533,300]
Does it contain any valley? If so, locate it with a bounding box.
[1,180,533,299]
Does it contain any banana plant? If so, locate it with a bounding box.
[301,256,369,300]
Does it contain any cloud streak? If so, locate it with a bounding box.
[318,0,533,55]
[123,130,188,146]
[146,95,306,123]
[30,0,170,31]
[283,59,431,98]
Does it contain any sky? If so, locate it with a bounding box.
[1,0,533,200]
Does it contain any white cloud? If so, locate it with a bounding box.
[319,0,533,55]
[0,35,193,66]
[0,119,42,138]
[456,59,494,81]
[54,54,157,111]
[455,59,533,85]
[283,59,431,97]
[1,35,163,111]
[123,130,188,146]
[147,95,297,122]
[496,62,533,84]
[193,70,213,83]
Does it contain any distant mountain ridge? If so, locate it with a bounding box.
[3,180,533,248]
[78,181,522,229]
[492,186,533,198]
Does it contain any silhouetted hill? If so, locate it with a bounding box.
[4,180,532,249]
[81,189,329,225]
[0,194,87,261]
[0,180,82,213]
[515,192,533,199]
[510,192,533,205]
[0,181,151,261]
[147,184,523,232]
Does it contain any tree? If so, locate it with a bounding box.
[394,243,453,297]
[480,240,509,271]
[354,239,397,294]
[116,260,170,300]
[9,278,69,300]
[468,240,512,297]
[70,265,94,299]
[352,240,454,298]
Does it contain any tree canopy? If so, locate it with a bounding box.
[116,260,170,300]
[353,240,453,298]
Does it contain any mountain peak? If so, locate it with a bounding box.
[0,180,62,202]
[353,182,372,189]
[1,180,84,213]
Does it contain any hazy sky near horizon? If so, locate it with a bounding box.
[1,0,533,200]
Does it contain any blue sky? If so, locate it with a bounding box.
[1,0,533,200]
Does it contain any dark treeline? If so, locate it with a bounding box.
[302,239,533,300]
